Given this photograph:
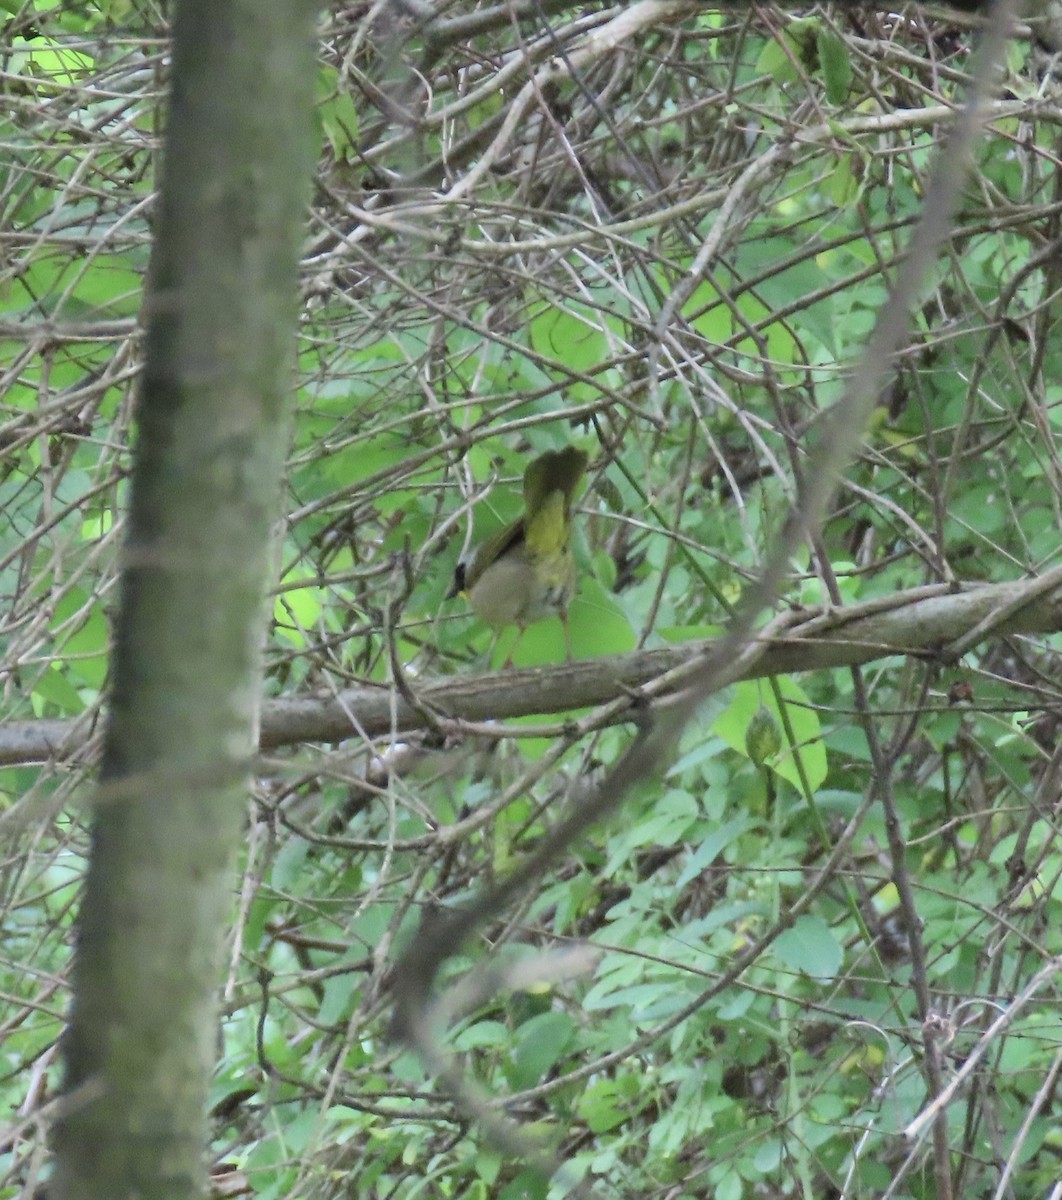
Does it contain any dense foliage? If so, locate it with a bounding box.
[2,2,1062,1198]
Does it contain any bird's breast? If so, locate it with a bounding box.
[467,546,572,628]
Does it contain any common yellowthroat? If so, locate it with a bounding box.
[450,446,588,664]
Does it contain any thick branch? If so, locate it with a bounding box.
[6,578,1059,769]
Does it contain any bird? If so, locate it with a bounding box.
[450,446,588,666]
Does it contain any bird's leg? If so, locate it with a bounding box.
[560,606,573,661]
[501,623,526,669]
[484,629,501,669]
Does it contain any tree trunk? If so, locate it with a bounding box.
[51,2,319,1197]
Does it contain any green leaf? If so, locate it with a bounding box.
[675,817,753,889]
[52,587,108,688]
[319,968,361,1027]
[828,154,862,208]
[754,34,800,84]
[682,281,733,342]
[271,836,310,891]
[753,1137,784,1173]
[499,1170,548,1200]
[666,729,729,777]
[274,568,325,637]
[528,300,609,394]
[32,665,85,714]
[605,790,699,871]
[453,1020,510,1051]
[714,1173,744,1200]
[817,28,853,104]
[773,915,842,979]
[475,1147,503,1185]
[510,1011,575,1087]
[316,66,360,162]
[578,1078,634,1133]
